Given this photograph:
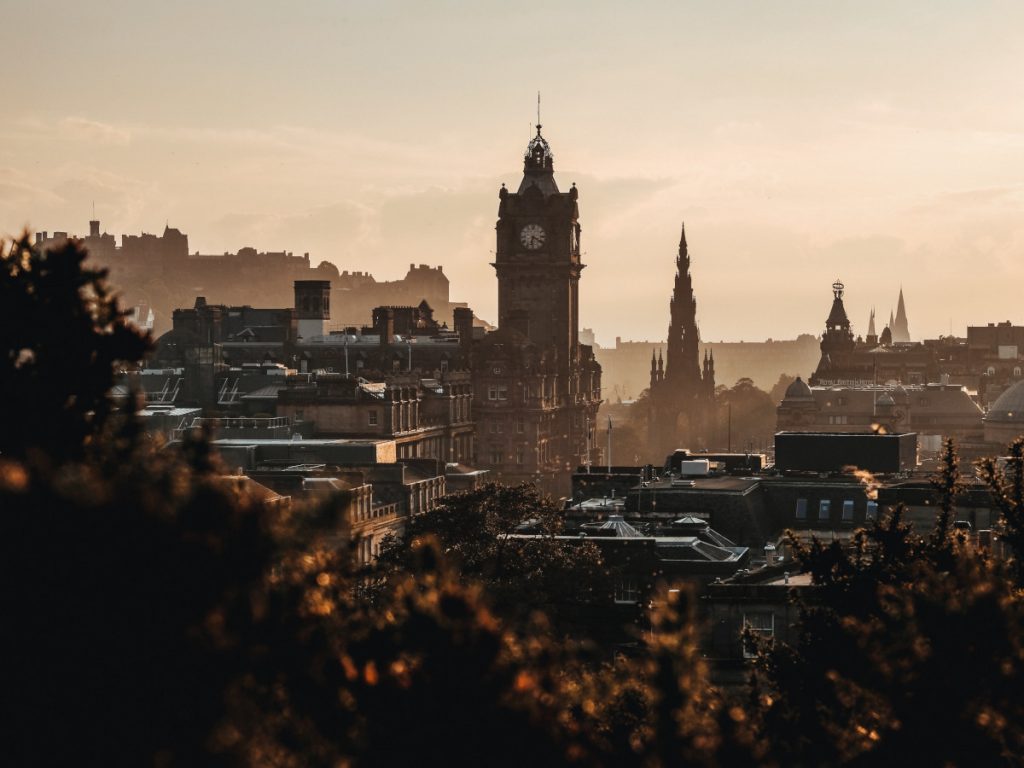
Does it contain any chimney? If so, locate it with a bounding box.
[35,232,44,245]
[454,307,474,363]
[377,308,395,347]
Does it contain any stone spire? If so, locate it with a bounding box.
[892,287,910,342]
[665,222,702,388]
[867,308,876,338]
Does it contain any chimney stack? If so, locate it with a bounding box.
[454,306,474,365]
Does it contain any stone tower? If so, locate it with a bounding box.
[473,121,602,494]
[810,279,856,385]
[648,223,715,460]
[492,123,582,367]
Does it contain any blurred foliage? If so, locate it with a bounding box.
[0,235,151,462]
[749,438,1024,766]
[373,482,614,640]
[6,234,1024,766]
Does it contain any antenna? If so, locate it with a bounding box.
[537,90,541,127]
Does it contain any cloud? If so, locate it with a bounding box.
[61,117,131,145]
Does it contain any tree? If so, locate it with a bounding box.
[979,437,1024,584]
[713,378,777,452]
[749,440,1024,765]
[768,373,797,406]
[375,483,612,637]
[0,235,150,461]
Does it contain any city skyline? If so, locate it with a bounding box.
[3,0,1023,344]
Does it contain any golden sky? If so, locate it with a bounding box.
[2,0,1023,344]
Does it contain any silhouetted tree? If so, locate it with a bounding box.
[768,373,797,405]
[749,442,1024,765]
[713,378,776,451]
[375,483,612,637]
[0,235,150,461]
[979,437,1024,584]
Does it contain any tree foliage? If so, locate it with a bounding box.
[748,440,1024,766]
[7,234,1024,766]
[712,378,777,451]
[1,235,150,461]
[375,482,613,637]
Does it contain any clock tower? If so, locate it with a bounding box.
[473,122,602,494]
[493,123,583,367]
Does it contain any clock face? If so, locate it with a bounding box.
[520,224,546,250]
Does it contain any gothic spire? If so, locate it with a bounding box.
[893,287,910,342]
[665,221,702,388]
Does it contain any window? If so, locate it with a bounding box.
[818,500,831,520]
[489,448,502,465]
[488,422,496,434]
[496,384,508,401]
[496,421,504,434]
[795,498,808,519]
[516,446,524,465]
[515,418,525,434]
[842,499,855,521]
[988,366,996,376]
[294,409,304,421]
[837,396,846,406]
[1016,367,1022,378]
[614,577,639,604]
[368,410,378,426]
[743,612,775,657]
[440,360,448,374]
[866,500,878,521]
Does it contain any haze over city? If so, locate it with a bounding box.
[3,0,1023,344]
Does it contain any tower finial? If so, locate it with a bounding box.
[537,90,541,133]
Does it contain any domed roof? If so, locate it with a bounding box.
[783,376,814,401]
[986,380,1024,423]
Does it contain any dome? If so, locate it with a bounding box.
[783,376,814,401]
[986,380,1024,423]
[877,393,896,406]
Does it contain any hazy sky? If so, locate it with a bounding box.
[3,0,1023,345]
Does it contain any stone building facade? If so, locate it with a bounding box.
[471,123,602,494]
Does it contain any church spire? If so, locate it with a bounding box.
[665,221,702,387]
[893,287,910,342]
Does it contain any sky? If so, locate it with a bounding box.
[2,0,1023,346]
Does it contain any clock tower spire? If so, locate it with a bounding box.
[494,121,581,357]
[476,115,602,494]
